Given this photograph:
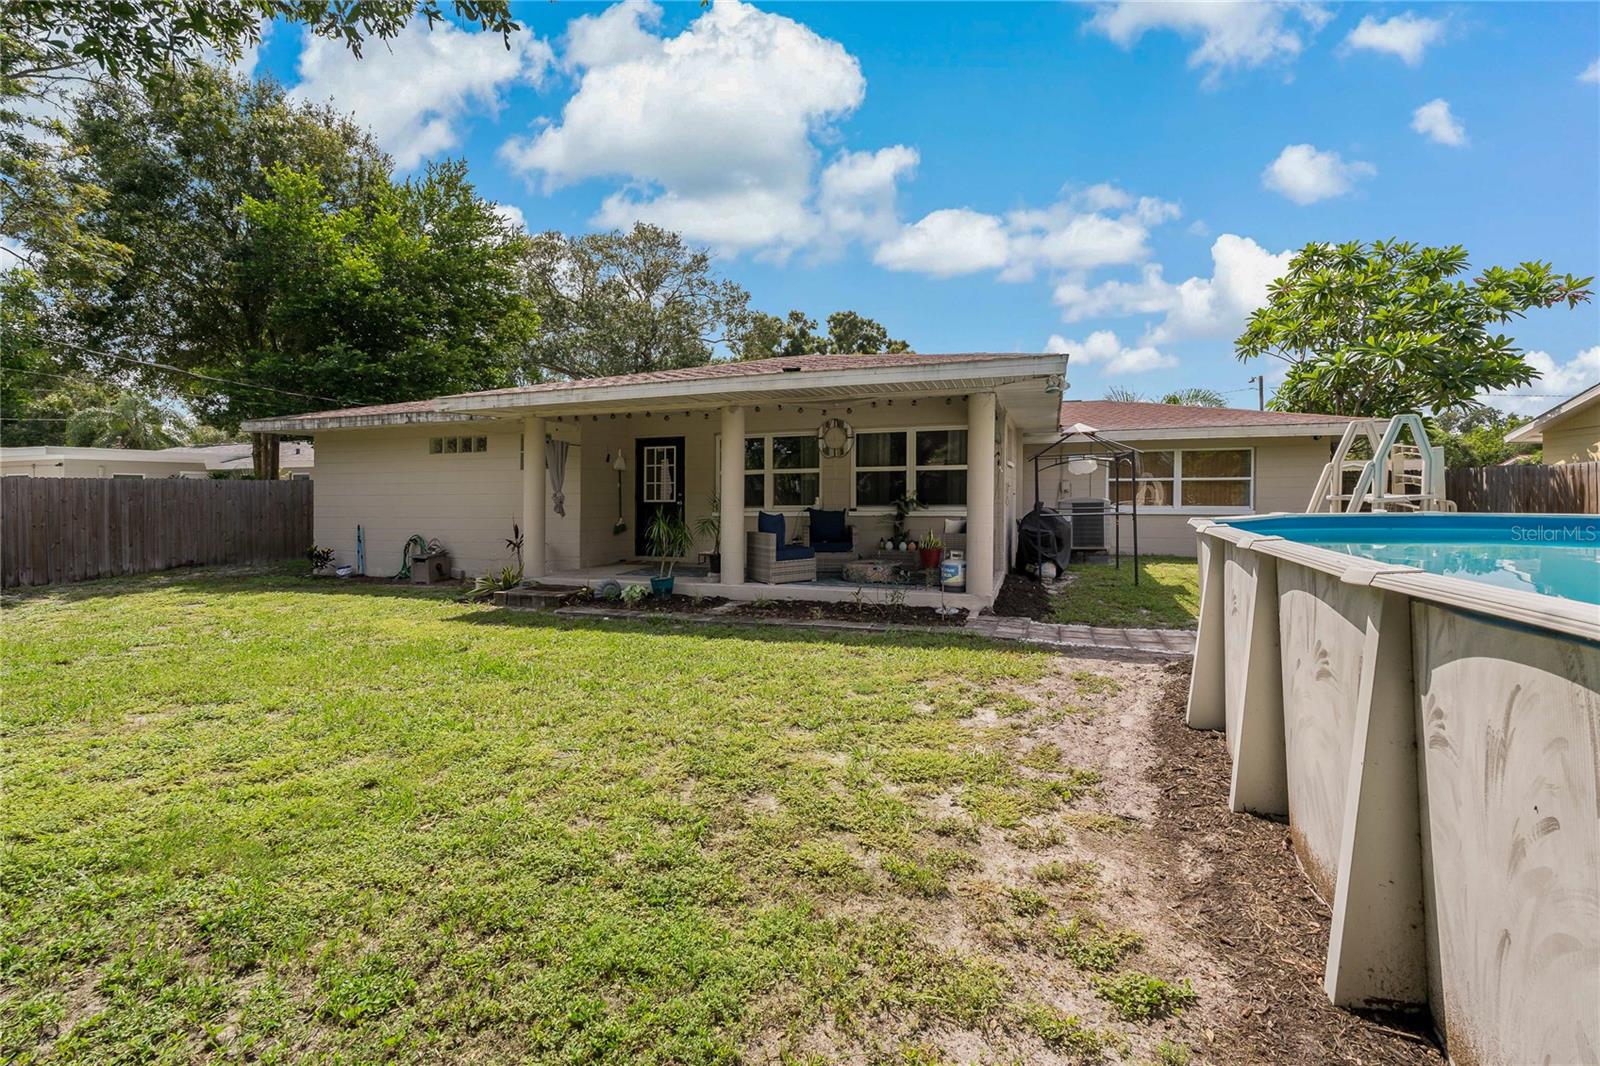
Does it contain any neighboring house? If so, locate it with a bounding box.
[1024,400,1353,556]
[1505,381,1600,464]
[243,353,1067,606]
[0,442,314,479]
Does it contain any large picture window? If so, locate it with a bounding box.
[1116,448,1252,510]
[852,428,968,510]
[734,434,821,510]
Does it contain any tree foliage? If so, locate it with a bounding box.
[51,67,534,429]
[1430,406,1538,468]
[520,222,751,380]
[1237,240,1592,417]
[1101,386,1227,407]
[735,308,910,360]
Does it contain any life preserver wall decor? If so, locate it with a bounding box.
[817,417,854,458]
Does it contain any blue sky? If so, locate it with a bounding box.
[252,2,1599,413]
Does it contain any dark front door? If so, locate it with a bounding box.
[635,436,686,557]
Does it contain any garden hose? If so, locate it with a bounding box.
[394,534,430,579]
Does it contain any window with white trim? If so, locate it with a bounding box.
[1117,448,1252,509]
[729,434,820,510]
[851,428,968,509]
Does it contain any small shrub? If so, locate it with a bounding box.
[1094,972,1196,1021]
[463,565,522,602]
[620,583,650,606]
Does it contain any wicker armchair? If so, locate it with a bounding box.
[746,531,817,584]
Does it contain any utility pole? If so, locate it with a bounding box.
[1249,375,1265,411]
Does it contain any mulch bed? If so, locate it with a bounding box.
[984,574,1052,619]
[1146,662,1444,1065]
[571,591,968,627]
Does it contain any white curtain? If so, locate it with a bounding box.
[546,439,570,517]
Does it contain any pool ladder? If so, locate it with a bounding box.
[1306,413,1456,514]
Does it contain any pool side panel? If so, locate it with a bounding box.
[1188,515,1600,1064]
[1411,602,1600,1066]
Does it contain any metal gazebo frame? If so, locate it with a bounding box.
[1027,422,1142,585]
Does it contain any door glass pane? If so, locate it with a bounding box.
[1181,480,1250,507]
[772,435,818,470]
[644,446,676,503]
[916,429,967,466]
[856,470,906,507]
[855,431,905,467]
[1184,449,1251,477]
[744,474,764,509]
[744,437,765,472]
[915,469,967,507]
[774,472,820,507]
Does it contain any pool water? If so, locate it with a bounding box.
[1225,514,1600,607]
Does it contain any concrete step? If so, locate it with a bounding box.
[492,585,576,610]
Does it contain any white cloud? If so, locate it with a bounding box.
[1046,329,1177,375]
[873,209,1011,277]
[875,183,1179,281]
[293,18,553,169]
[1085,2,1329,84]
[1261,143,1375,204]
[492,203,528,231]
[1411,98,1466,147]
[818,145,920,244]
[1343,12,1444,66]
[502,1,867,255]
[1580,59,1600,84]
[1054,234,1292,347]
[1484,346,1600,416]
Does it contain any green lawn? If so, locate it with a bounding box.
[1050,556,1201,630]
[0,569,1195,1063]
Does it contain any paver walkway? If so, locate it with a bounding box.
[551,604,1193,657]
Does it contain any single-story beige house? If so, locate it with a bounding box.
[1505,381,1600,464]
[241,355,1352,603]
[0,442,314,479]
[1025,400,1352,556]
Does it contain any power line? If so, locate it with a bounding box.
[42,337,352,406]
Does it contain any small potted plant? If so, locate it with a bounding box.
[917,531,943,570]
[693,492,722,580]
[646,510,694,597]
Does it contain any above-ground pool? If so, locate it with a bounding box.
[1223,512,1600,605]
[1185,511,1598,1066]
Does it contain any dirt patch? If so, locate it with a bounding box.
[985,574,1052,619]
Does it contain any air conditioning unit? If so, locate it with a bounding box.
[1068,498,1110,552]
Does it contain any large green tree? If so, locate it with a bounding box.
[735,308,910,360]
[1236,240,1592,417]
[228,161,535,425]
[520,222,751,380]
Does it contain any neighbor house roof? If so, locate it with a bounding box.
[242,353,1069,433]
[1037,399,1354,441]
[1504,381,1600,444]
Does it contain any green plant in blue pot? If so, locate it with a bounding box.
[645,510,694,597]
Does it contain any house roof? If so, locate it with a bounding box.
[1504,381,1600,444]
[1036,399,1354,441]
[242,353,1069,433]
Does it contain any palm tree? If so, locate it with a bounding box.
[1159,387,1227,407]
[1103,385,1145,403]
[65,390,185,449]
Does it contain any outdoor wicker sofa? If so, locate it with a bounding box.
[747,511,817,583]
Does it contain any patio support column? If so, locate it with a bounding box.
[967,391,997,600]
[523,414,546,579]
[719,405,746,586]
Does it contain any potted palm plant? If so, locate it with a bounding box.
[693,492,722,580]
[646,510,694,597]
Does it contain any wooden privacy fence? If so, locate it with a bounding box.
[2,477,313,587]
[1446,461,1600,514]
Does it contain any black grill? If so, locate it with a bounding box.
[1015,505,1072,575]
